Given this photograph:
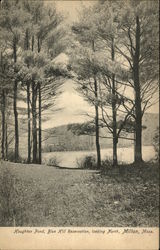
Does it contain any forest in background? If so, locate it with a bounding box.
[42,112,158,152]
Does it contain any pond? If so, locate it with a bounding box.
[42,146,155,168]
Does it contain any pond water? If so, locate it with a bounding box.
[42,146,155,168]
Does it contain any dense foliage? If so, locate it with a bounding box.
[0,0,69,163]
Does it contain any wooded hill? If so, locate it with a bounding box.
[42,113,159,152]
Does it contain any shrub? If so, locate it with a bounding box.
[6,150,27,163]
[46,156,61,167]
[101,157,113,169]
[76,155,97,169]
[7,150,16,162]
[153,127,159,160]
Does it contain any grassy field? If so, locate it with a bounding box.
[0,160,159,227]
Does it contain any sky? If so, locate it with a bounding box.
[43,1,95,129]
[49,1,94,21]
[42,1,159,129]
[43,79,94,128]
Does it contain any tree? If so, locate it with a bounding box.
[67,122,95,136]
[0,50,14,160]
[0,0,29,162]
[23,22,32,163]
[71,2,137,166]
[87,0,159,164]
[71,7,102,168]
[35,3,64,164]
[19,0,68,164]
[0,0,70,164]
[93,1,120,165]
[114,0,159,163]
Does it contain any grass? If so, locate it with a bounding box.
[0,160,159,227]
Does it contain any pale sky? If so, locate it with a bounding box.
[43,79,94,129]
[43,1,95,129]
[45,1,94,22]
[42,1,159,129]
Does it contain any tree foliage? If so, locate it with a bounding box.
[0,0,69,163]
[70,0,159,165]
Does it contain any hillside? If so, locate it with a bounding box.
[43,113,159,152]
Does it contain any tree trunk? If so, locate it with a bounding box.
[27,83,31,163]
[112,78,118,166]
[5,121,8,160]
[25,28,31,163]
[94,77,101,169]
[111,38,118,166]
[38,83,42,164]
[1,89,5,160]
[37,36,41,53]
[32,82,37,163]
[133,16,142,163]
[24,28,30,50]
[13,38,19,162]
[92,40,101,169]
[13,80,19,162]
[37,37,42,164]
[31,35,34,52]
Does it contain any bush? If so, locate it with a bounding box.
[7,150,16,162]
[153,127,159,160]
[46,156,61,167]
[6,150,27,163]
[76,155,97,169]
[101,157,113,169]
[76,155,114,170]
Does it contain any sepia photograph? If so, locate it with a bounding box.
[0,0,159,249]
